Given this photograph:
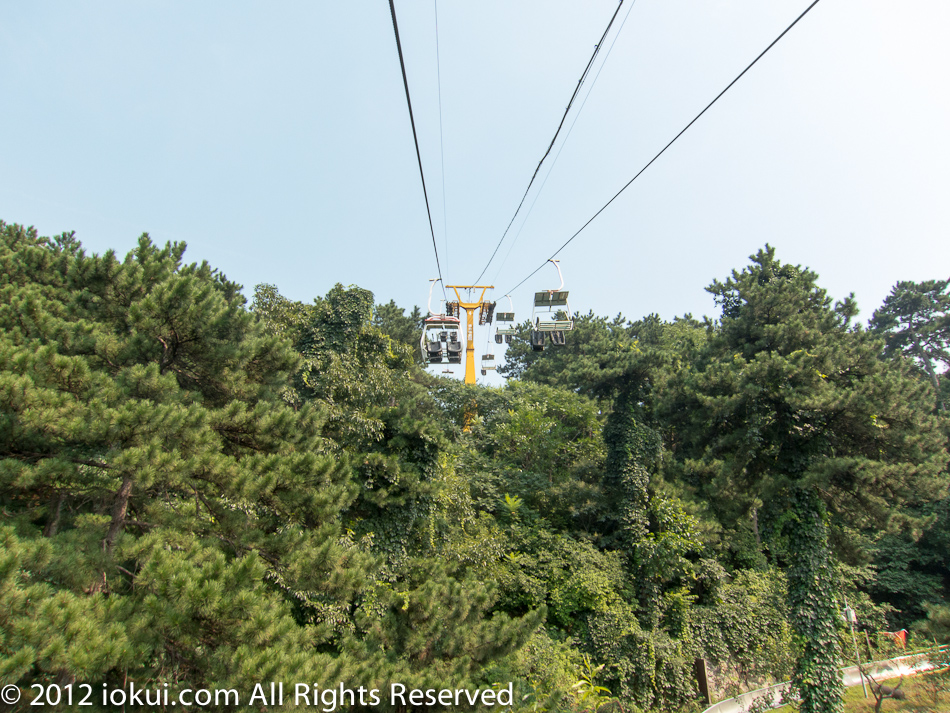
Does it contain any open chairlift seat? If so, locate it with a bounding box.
[530,261,574,351]
[494,297,517,344]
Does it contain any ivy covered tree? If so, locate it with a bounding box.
[374,299,424,365]
[661,246,948,713]
[488,341,709,708]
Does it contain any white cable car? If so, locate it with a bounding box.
[421,279,463,365]
[531,260,573,352]
[494,295,516,344]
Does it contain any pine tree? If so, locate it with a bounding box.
[0,223,375,699]
[870,278,950,412]
[661,246,948,713]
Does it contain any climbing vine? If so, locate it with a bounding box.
[786,489,844,713]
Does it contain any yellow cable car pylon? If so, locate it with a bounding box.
[445,285,494,385]
[444,285,494,432]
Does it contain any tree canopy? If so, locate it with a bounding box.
[2,222,947,713]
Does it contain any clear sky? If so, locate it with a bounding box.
[3,2,948,381]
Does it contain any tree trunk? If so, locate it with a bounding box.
[787,488,844,713]
[104,475,133,554]
[914,337,945,412]
[43,491,65,537]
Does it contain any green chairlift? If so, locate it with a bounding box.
[531,260,573,351]
[494,295,517,344]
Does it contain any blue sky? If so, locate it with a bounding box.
[3,1,948,380]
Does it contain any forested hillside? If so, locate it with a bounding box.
[1,222,948,713]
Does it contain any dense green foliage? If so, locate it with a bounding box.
[1,223,947,713]
[870,279,949,412]
[0,223,537,711]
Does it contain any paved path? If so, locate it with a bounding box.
[701,648,948,713]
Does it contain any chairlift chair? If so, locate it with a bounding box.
[530,331,545,352]
[447,332,462,364]
[478,300,496,326]
[421,315,461,364]
[531,260,573,347]
[494,295,517,344]
[420,279,463,365]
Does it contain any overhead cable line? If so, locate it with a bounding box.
[434,0,449,278]
[503,0,823,296]
[389,0,447,301]
[473,0,627,285]
[491,0,638,285]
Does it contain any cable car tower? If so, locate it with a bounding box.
[422,281,496,385]
[445,284,495,385]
